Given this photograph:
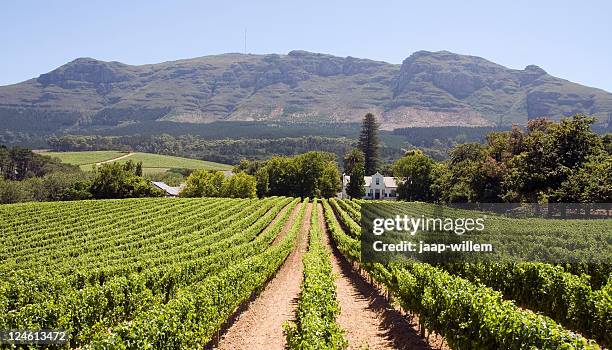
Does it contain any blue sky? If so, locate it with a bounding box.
[2,0,611,91]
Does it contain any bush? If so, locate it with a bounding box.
[180,170,257,198]
[89,162,164,199]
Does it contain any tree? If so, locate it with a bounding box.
[392,150,435,201]
[264,156,298,197]
[255,167,269,198]
[0,146,78,181]
[358,113,380,175]
[296,152,329,198]
[503,115,603,203]
[550,115,602,170]
[89,162,164,199]
[181,170,257,198]
[40,171,92,201]
[449,143,485,166]
[317,161,342,198]
[343,149,365,199]
[431,141,508,203]
[432,143,486,203]
[603,134,612,155]
[221,172,257,198]
[507,125,526,156]
[470,155,506,202]
[135,161,143,177]
[254,152,341,198]
[233,159,265,175]
[430,163,452,202]
[180,170,225,197]
[0,178,33,203]
[556,154,612,202]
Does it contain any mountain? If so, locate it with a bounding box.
[1,50,611,132]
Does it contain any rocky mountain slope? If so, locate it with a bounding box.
[1,50,611,132]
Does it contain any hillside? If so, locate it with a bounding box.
[44,150,232,173]
[1,50,612,132]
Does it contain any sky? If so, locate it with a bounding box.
[1,0,611,91]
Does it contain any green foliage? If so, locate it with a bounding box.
[0,178,33,203]
[255,166,270,197]
[0,145,79,181]
[603,134,612,155]
[222,172,257,198]
[324,199,605,349]
[395,263,601,350]
[233,159,266,175]
[89,162,164,199]
[503,115,605,202]
[318,160,343,198]
[285,199,347,349]
[146,170,184,186]
[252,152,342,198]
[0,146,93,204]
[358,113,380,175]
[432,143,491,203]
[443,262,611,346]
[37,171,93,201]
[431,115,611,203]
[0,197,298,348]
[392,150,436,201]
[180,170,257,198]
[180,169,225,197]
[0,150,161,204]
[556,154,612,202]
[343,149,365,199]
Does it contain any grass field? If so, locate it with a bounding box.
[44,150,232,173]
[44,151,127,165]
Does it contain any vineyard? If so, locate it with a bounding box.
[0,197,610,349]
[325,198,611,349]
[0,197,301,348]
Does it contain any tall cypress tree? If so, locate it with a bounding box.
[358,113,380,175]
[343,149,365,198]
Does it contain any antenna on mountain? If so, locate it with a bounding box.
[244,28,247,54]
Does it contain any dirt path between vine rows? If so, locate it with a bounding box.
[317,203,442,350]
[215,202,311,350]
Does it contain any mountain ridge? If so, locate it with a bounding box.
[1,50,611,132]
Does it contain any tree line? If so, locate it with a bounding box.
[179,151,342,199]
[390,115,611,203]
[343,114,611,203]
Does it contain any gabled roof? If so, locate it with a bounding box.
[152,181,183,196]
[343,173,398,188]
[364,176,398,188]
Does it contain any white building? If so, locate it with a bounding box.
[341,172,398,200]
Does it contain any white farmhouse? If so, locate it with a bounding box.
[341,172,398,200]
